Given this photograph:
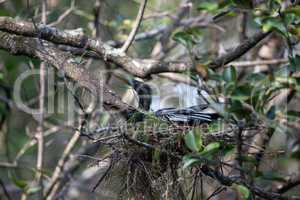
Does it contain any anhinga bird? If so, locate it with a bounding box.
[131,79,220,125]
[132,79,152,111]
[154,105,219,125]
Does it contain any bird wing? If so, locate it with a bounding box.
[154,105,219,124]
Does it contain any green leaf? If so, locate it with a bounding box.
[246,73,266,82]
[27,186,41,194]
[224,144,235,157]
[186,28,203,42]
[287,110,300,118]
[224,82,236,96]
[223,66,237,83]
[208,68,223,81]
[153,149,161,162]
[184,130,202,152]
[287,55,300,72]
[194,128,203,150]
[228,99,244,114]
[173,31,193,48]
[285,5,300,17]
[200,142,220,156]
[173,28,203,48]
[236,184,250,199]
[182,155,200,169]
[261,17,286,34]
[231,84,253,101]
[198,2,219,12]
[287,110,300,122]
[128,112,146,123]
[10,175,28,189]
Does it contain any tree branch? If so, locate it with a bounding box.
[35,1,47,198]
[274,175,300,194]
[0,31,137,117]
[0,17,272,78]
[208,31,272,69]
[44,128,81,199]
[201,165,300,200]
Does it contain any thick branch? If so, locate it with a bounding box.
[0,17,190,77]
[201,166,300,200]
[274,175,300,194]
[0,31,136,116]
[0,17,271,78]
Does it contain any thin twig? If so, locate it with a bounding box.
[143,11,172,20]
[239,12,248,42]
[15,125,63,164]
[121,0,147,52]
[209,31,272,69]
[206,186,226,200]
[92,156,115,192]
[0,162,17,168]
[0,178,12,200]
[35,1,47,198]
[235,124,245,179]
[158,72,197,86]
[93,0,102,38]
[229,58,288,67]
[44,127,82,199]
[48,0,75,27]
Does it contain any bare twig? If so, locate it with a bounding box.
[0,179,12,200]
[45,128,82,199]
[48,143,103,198]
[206,186,226,200]
[159,0,191,51]
[93,0,102,38]
[91,156,115,192]
[143,11,172,20]
[229,58,288,67]
[107,15,220,47]
[239,12,248,42]
[15,125,64,164]
[48,0,75,27]
[158,72,197,86]
[150,0,191,59]
[235,125,245,179]
[35,1,47,198]
[0,162,17,168]
[121,0,147,52]
[208,31,272,69]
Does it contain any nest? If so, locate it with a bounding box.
[80,117,249,199]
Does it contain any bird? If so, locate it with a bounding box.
[131,79,152,111]
[131,79,220,125]
[154,105,219,125]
